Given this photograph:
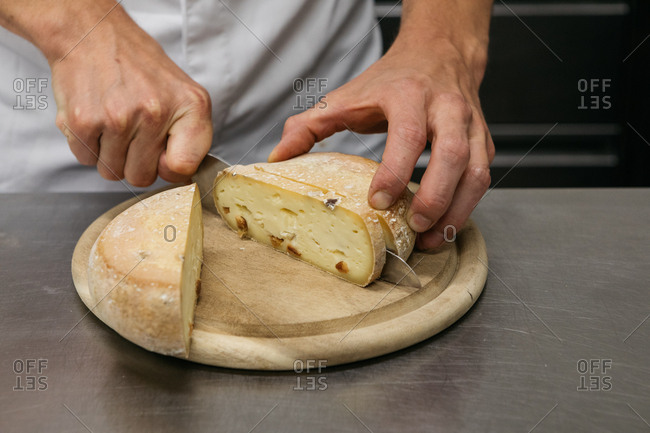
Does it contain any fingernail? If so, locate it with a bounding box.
[409,213,433,232]
[371,191,393,209]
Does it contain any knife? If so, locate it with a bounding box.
[191,154,421,288]
[191,153,230,214]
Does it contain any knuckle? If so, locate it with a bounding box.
[394,74,431,93]
[140,97,164,124]
[467,164,491,190]
[438,137,470,167]
[186,85,211,115]
[438,92,472,120]
[68,107,99,131]
[393,125,427,151]
[283,114,300,131]
[418,193,451,213]
[104,108,129,135]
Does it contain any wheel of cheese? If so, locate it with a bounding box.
[87,184,203,357]
[213,152,415,286]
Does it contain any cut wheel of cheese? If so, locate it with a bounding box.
[87,184,203,357]
[213,152,415,286]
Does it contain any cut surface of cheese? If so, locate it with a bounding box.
[253,152,416,259]
[87,184,203,357]
[213,152,415,286]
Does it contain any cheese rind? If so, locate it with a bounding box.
[213,152,415,286]
[87,184,203,357]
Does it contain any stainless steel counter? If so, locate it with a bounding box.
[1,189,648,432]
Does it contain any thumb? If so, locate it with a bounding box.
[158,111,213,181]
[268,96,343,162]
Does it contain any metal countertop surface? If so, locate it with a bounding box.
[1,188,648,433]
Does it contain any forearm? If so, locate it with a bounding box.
[393,0,493,79]
[0,0,131,63]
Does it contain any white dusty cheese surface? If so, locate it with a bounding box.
[87,184,203,357]
[213,152,415,286]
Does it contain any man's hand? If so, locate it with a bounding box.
[1,1,213,186]
[269,0,494,250]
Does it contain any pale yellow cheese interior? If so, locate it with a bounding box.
[181,188,204,350]
[216,175,376,285]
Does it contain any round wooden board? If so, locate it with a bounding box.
[72,187,488,370]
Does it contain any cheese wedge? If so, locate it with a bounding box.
[87,184,203,357]
[213,152,415,286]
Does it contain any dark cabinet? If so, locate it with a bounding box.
[376,0,650,187]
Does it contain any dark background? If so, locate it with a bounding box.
[376,0,650,187]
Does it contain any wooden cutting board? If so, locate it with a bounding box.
[71,187,487,370]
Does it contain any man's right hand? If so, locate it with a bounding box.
[1,1,213,186]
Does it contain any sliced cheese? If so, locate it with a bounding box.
[213,152,415,286]
[253,152,416,259]
[87,184,203,357]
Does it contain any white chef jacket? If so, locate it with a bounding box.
[0,0,384,191]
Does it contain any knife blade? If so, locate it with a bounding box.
[190,153,421,288]
[382,250,422,288]
[191,153,230,214]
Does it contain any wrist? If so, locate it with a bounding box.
[393,0,491,83]
[388,33,488,83]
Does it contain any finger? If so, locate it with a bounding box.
[96,131,129,181]
[268,95,346,163]
[408,94,472,232]
[159,108,212,179]
[163,88,212,177]
[416,112,490,250]
[123,99,168,187]
[95,107,132,181]
[124,131,166,187]
[485,120,495,164]
[158,149,192,184]
[367,91,428,210]
[57,112,101,166]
